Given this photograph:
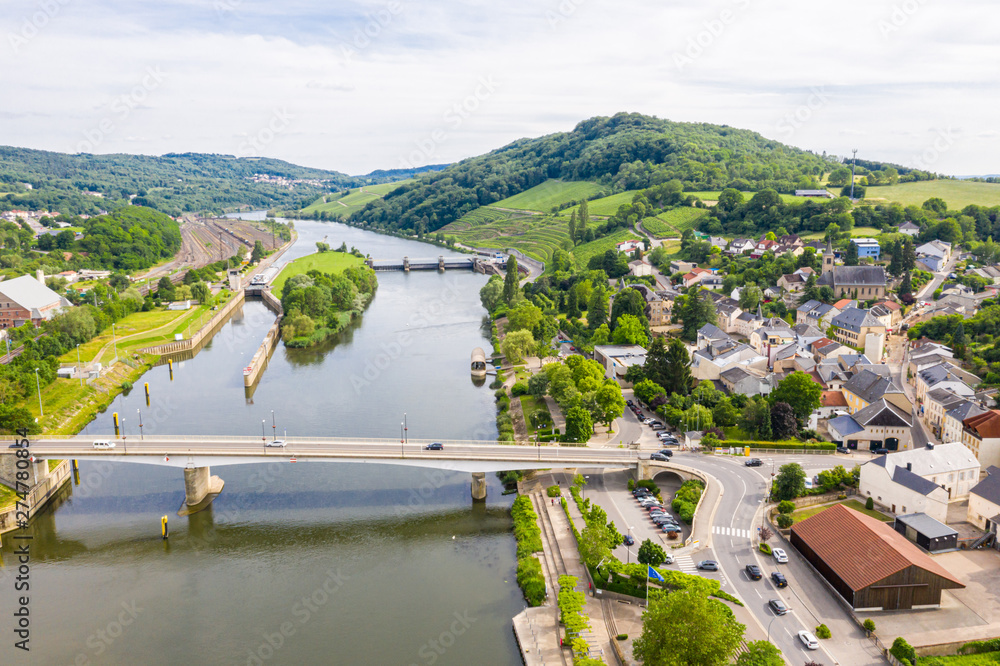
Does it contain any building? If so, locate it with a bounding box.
[777,272,807,293]
[681,267,714,288]
[0,273,72,328]
[916,363,978,403]
[790,503,964,610]
[842,368,911,415]
[726,239,755,256]
[916,240,952,272]
[795,189,835,198]
[898,221,920,236]
[962,410,1000,470]
[831,307,886,349]
[893,514,959,552]
[629,284,670,326]
[943,397,987,445]
[669,260,695,274]
[719,366,774,396]
[967,466,1000,533]
[750,238,779,259]
[828,398,914,452]
[851,238,881,260]
[617,240,644,254]
[628,259,653,277]
[864,443,981,507]
[691,340,767,381]
[593,345,646,385]
[796,299,838,330]
[816,241,887,299]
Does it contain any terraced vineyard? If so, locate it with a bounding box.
[586,191,640,216]
[442,208,571,264]
[640,207,711,238]
[492,179,606,211]
[300,180,412,217]
[572,229,642,269]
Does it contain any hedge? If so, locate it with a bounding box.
[710,440,835,451]
[511,495,546,606]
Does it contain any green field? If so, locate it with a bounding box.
[917,650,1000,665]
[300,180,412,217]
[573,229,642,269]
[491,179,605,212]
[790,499,891,524]
[585,191,642,216]
[687,191,808,204]
[443,208,572,265]
[866,180,1000,209]
[272,251,365,291]
[800,226,883,240]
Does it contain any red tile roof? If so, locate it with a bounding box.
[833,299,853,310]
[791,504,964,592]
[821,390,848,407]
[964,410,1000,439]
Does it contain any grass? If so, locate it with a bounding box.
[442,208,571,265]
[0,482,16,510]
[799,226,883,240]
[918,651,1000,665]
[573,229,641,269]
[519,395,552,433]
[790,499,892,524]
[491,179,605,212]
[866,180,1000,209]
[585,191,642,216]
[299,180,412,217]
[272,251,365,291]
[686,191,807,204]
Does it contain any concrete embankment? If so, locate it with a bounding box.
[0,459,72,536]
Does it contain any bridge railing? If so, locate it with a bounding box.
[34,434,623,449]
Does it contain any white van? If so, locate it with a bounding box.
[93,439,116,449]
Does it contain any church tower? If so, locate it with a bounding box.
[822,240,835,275]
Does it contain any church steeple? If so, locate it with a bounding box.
[756,303,762,318]
[822,240,835,275]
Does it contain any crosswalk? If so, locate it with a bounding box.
[713,525,753,539]
[674,555,697,573]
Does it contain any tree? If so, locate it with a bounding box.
[661,339,692,396]
[888,246,903,277]
[503,256,520,305]
[676,287,716,341]
[770,402,798,440]
[566,288,581,319]
[190,281,211,305]
[506,301,544,335]
[759,526,773,544]
[479,275,504,312]
[577,199,589,243]
[738,284,763,311]
[49,307,96,345]
[587,286,608,329]
[501,330,535,364]
[898,271,912,298]
[633,379,667,406]
[736,640,784,666]
[772,463,807,501]
[633,590,745,666]
[739,396,772,440]
[578,523,612,566]
[777,500,796,515]
[828,167,851,187]
[901,237,916,273]
[952,322,967,358]
[637,538,666,566]
[251,240,266,263]
[593,380,626,427]
[845,240,859,266]
[590,323,610,346]
[768,371,822,424]
[612,314,649,346]
[923,197,947,214]
[35,233,54,251]
[712,398,740,427]
[527,372,550,398]
[565,405,593,443]
[610,288,647,331]
[568,210,577,246]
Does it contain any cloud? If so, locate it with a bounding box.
[0,0,997,174]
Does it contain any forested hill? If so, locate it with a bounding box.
[346,113,832,234]
[0,148,428,218]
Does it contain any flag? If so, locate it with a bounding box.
[647,566,665,583]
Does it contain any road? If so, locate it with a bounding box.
[915,252,957,301]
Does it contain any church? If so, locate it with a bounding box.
[816,241,888,299]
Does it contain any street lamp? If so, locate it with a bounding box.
[400,422,405,457]
[34,368,43,417]
[137,408,144,440]
[583,475,590,501]
[766,609,792,642]
[77,343,83,386]
[271,410,276,441]
[403,412,408,446]
[262,419,266,445]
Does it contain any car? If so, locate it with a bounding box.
[633,489,652,497]
[662,553,675,565]
[771,572,788,588]
[623,535,634,546]
[873,447,889,454]
[836,446,851,454]
[642,418,655,425]
[651,425,667,432]
[768,599,788,615]
[8,441,26,448]
[798,630,819,650]
[648,420,664,427]
[772,548,788,564]
[652,515,676,525]
[626,400,634,407]
[745,458,763,467]
[265,440,287,447]
[424,442,444,450]
[657,449,674,457]
[657,432,677,440]
[697,560,719,571]
[93,439,116,449]
[648,505,666,513]
[639,499,661,508]
[660,523,682,534]
[745,564,762,580]
[649,452,669,461]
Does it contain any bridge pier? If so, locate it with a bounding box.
[0,452,49,488]
[403,256,410,272]
[438,255,445,272]
[471,472,487,501]
[180,466,225,516]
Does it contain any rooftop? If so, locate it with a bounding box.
[843,369,903,403]
[971,467,1000,504]
[894,513,958,539]
[872,442,980,478]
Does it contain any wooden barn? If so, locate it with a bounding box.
[790,504,964,610]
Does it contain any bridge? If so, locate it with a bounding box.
[366,256,478,272]
[12,436,683,515]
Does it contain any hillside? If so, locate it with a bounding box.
[346,112,832,234]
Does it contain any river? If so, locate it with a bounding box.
[1,219,524,665]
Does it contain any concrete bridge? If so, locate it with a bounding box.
[366,256,478,272]
[14,436,665,514]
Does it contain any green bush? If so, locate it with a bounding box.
[512,495,542,556]
[616,634,627,641]
[863,618,876,634]
[815,624,831,639]
[759,543,772,555]
[778,500,796,515]
[516,556,546,606]
[776,514,794,529]
[546,485,561,498]
[865,496,875,510]
[494,388,506,399]
[890,637,916,666]
[960,638,1000,655]
[489,378,503,389]
[705,440,835,451]
[511,381,529,396]
[627,478,635,491]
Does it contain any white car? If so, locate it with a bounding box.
[265,440,287,447]
[798,630,819,650]
[773,548,788,563]
[663,553,675,565]
[93,439,116,449]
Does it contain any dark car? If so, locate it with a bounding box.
[623,535,634,546]
[8,441,26,448]
[837,446,851,454]
[697,560,719,571]
[626,400,634,407]
[745,564,762,580]
[633,488,652,496]
[873,447,889,455]
[745,458,763,467]
[650,452,670,462]
[771,572,788,588]
[656,450,674,458]
[660,523,681,534]
[768,598,788,615]
[424,442,444,450]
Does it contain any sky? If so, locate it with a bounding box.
[1,0,998,176]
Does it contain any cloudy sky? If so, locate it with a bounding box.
[2,0,997,175]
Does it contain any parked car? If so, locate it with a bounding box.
[768,599,788,615]
[656,449,674,457]
[798,630,819,650]
[650,452,670,461]
[633,489,652,497]
[642,418,655,425]
[745,564,762,580]
[697,560,719,571]
[772,548,788,564]
[623,535,634,546]
[626,400,634,407]
[662,553,675,565]
[771,572,788,588]
[837,446,851,454]
[745,458,763,467]
[660,523,681,534]
[265,440,287,447]
[873,447,889,454]
[651,425,667,432]
[424,442,444,450]
[657,432,677,441]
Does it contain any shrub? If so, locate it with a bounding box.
[863,618,876,634]
[546,485,561,498]
[489,378,503,389]
[815,624,831,639]
[890,637,916,666]
[627,478,635,491]
[759,543,772,555]
[511,381,529,396]
[777,500,796,515]
[494,388,506,399]
[959,638,1000,655]
[776,514,794,529]
[616,634,627,641]
[865,496,875,510]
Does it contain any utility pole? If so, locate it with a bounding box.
[850,148,858,199]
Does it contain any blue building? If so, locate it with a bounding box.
[851,238,881,260]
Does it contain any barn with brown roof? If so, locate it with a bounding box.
[790,504,964,610]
